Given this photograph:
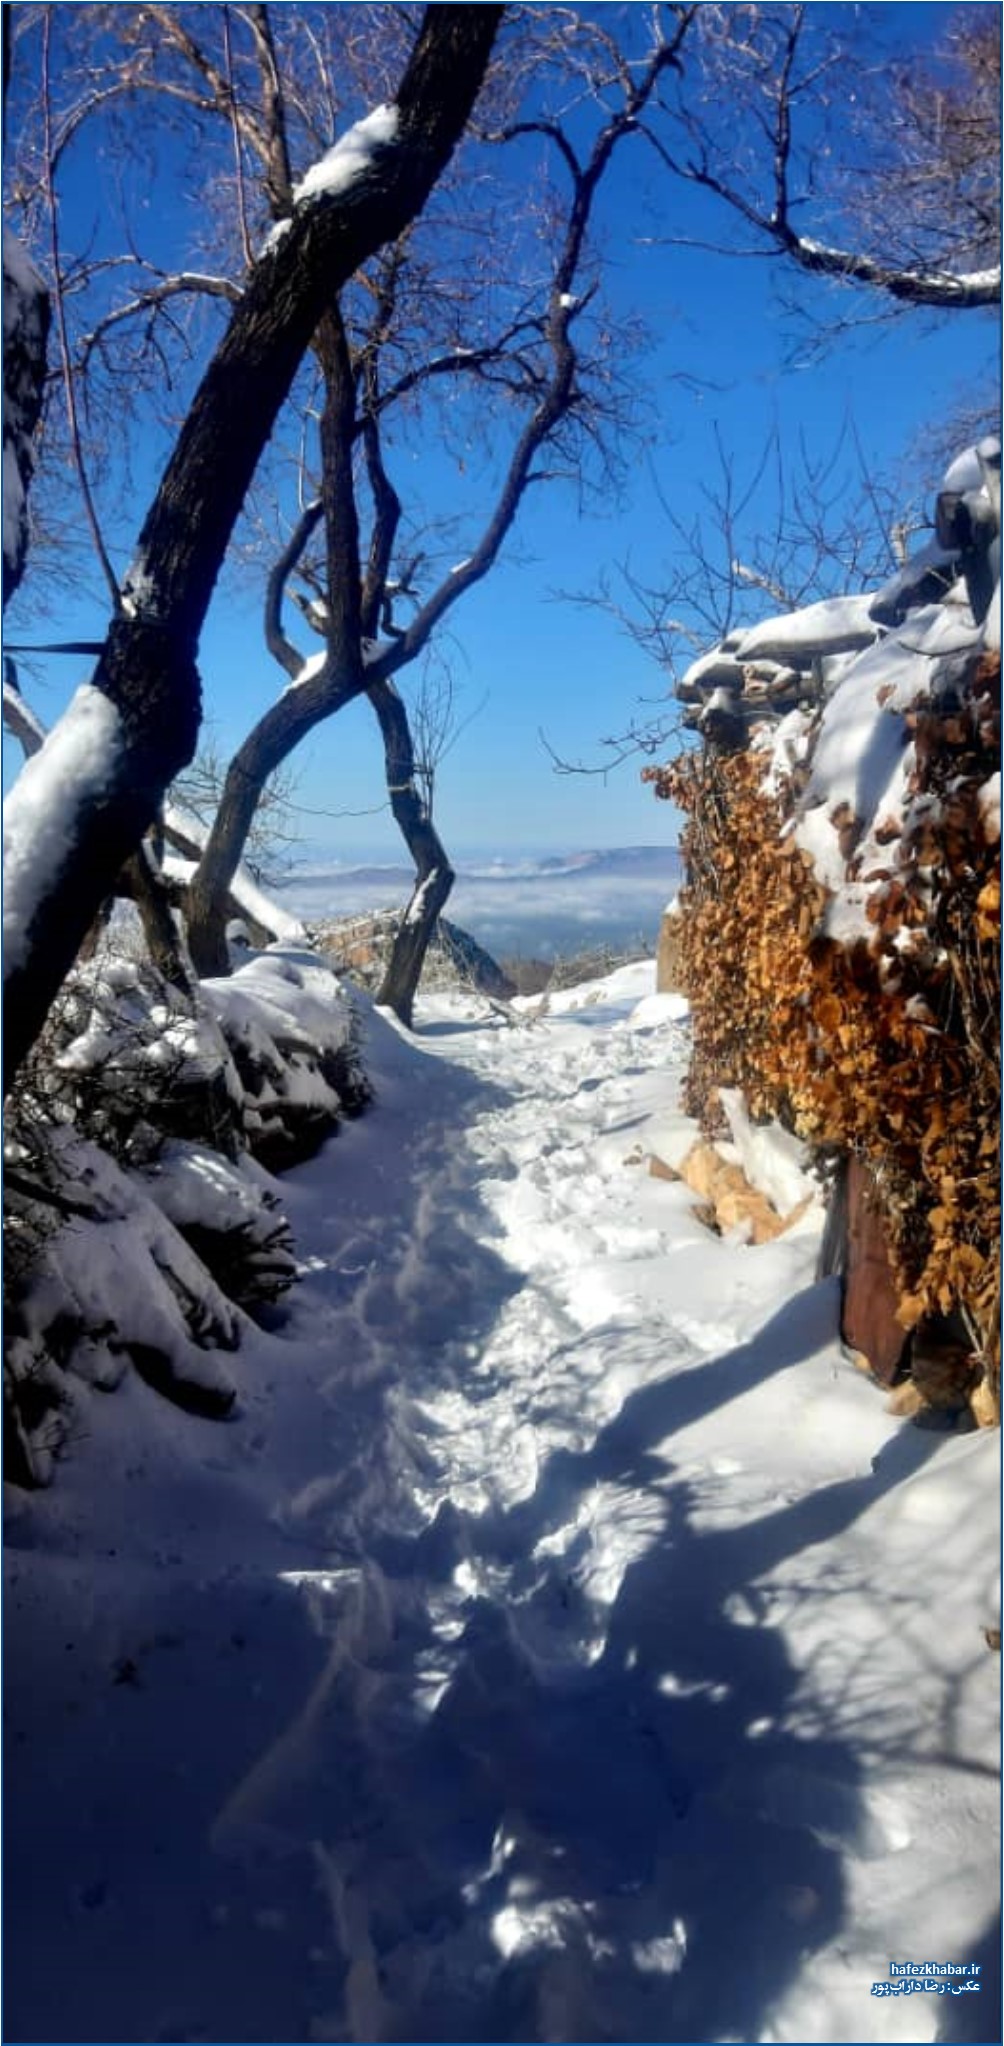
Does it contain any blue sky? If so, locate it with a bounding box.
[4,2,999,861]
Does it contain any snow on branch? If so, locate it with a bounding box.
[773,231,1001,311]
[78,271,243,371]
[163,802,306,946]
[292,104,399,206]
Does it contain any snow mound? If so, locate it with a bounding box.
[5,944,368,1481]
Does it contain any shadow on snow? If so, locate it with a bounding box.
[5,1009,994,2044]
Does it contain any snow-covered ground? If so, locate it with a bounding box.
[5,964,999,2045]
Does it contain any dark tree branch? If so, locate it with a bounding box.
[263,496,325,679]
[141,2,271,165]
[370,675,455,1026]
[78,271,243,372]
[245,2,295,213]
[316,303,365,693]
[769,227,1001,309]
[40,7,119,607]
[222,3,255,270]
[648,4,1001,311]
[356,248,404,639]
[360,415,402,642]
[3,3,503,1087]
[365,8,697,689]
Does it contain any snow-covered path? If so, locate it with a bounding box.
[5,968,999,2044]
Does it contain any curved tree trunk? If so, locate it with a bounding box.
[185,657,360,976]
[2,5,501,1093]
[186,290,369,979]
[369,677,455,1026]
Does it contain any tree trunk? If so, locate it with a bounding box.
[186,301,368,978]
[377,857,456,1028]
[2,224,50,606]
[186,752,272,978]
[125,847,196,997]
[185,654,365,976]
[2,5,501,1093]
[4,615,202,1090]
[370,678,455,1026]
[5,662,195,994]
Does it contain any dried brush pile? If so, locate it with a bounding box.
[647,441,1000,1412]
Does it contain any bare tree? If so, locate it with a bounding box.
[28,5,696,1018]
[550,417,918,773]
[642,3,1000,314]
[2,3,502,1090]
[188,4,697,1016]
[836,9,1001,297]
[13,6,991,1042]
[107,3,484,1014]
[2,3,50,609]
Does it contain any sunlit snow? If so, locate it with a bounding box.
[293,103,399,205]
[3,684,123,976]
[5,965,998,2043]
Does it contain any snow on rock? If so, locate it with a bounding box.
[138,1143,298,1310]
[6,1129,240,1458]
[868,535,957,627]
[3,685,124,976]
[625,989,690,1030]
[4,940,369,1477]
[202,948,354,1065]
[718,1085,819,1219]
[724,591,880,662]
[4,966,998,2042]
[788,582,988,909]
[985,583,1002,652]
[201,947,367,1168]
[679,442,999,767]
[45,952,244,1117]
[792,635,915,890]
[677,645,748,700]
[514,957,654,1017]
[689,446,1000,945]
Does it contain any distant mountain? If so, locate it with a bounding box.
[532,847,682,881]
[278,846,682,963]
[290,861,413,892]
